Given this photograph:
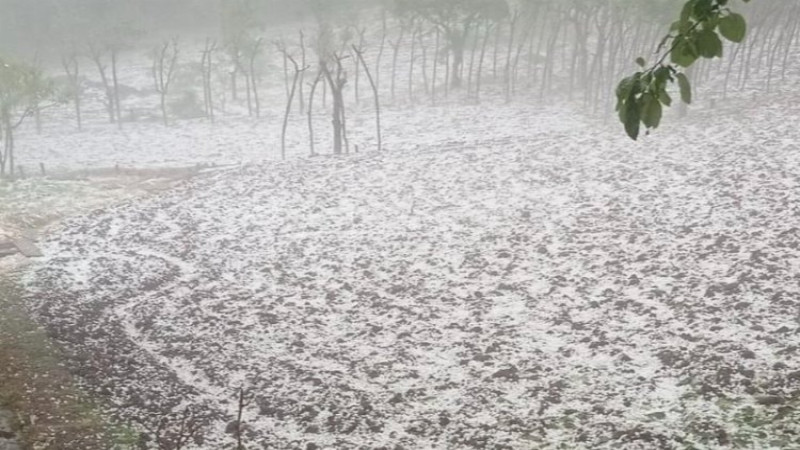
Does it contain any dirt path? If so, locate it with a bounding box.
[0,167,208,449]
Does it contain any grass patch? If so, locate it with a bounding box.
[0,274,135,449]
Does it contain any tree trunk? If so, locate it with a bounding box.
[540,19,562,100]
[281,56,302,161]
[419,29,430,96]
[432,27,440,104]
[504,13,518,103]
[354,46,382,152]
[62,55,82,131]
[321,59,346,155]
[298,31,306,114]
[390,27,405,102]
[353,28,366,105]
[307,70,322,156]
[8,125,13,179]
[444,47,450,98]
[408,26,418,101]
[510,29,528,100]
[0,115,8,177]
[249,39,263,118]
[111,48,122,128]
[2,115,15,179]
[282,46,290,101]
[492,22,502,80]
[475,22,492,103]
[244,71,253,116]
[466,22,480,97]
[376,12,387,91]
[202,41,216,123]
[449,28,466,88]
[90,46,116,124]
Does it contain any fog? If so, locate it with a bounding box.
[1,0,799,449]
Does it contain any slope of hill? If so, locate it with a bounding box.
[21,97,800,448]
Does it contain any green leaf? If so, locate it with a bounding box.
[615,75,638,110]
[679,0,695,29]
[696,29,723,58]
[624,98,641,140]
[671,39,699,68]
[692,0,714,20]
[719,13,747,43]
[676,72,692,104]
[659,90,672,107]
[654,66,673,87]
[641,94,663,129]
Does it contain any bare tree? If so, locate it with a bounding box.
[111,47,122,128]
[246,37,264,117]
[276,38,292,105]
[408,22,419,101]
[298,30,308,114]
[29,57,45,134]
[1,59,56,179]
[61,50,83,130]
[200,38,217,122]
[503,10,520,102]
[88,44,117,124]
[418,26,431,96]
[351,26,366,104]
[432,25,441,104]
[353,45,382,152]
[152,39,180,126]
[375,9,388,91]
[307,69,323,156]
[474,20,493,103]
[466,22,478,96]
[279,46,307,160]
[389,24,406,102]
[320,53,348,155]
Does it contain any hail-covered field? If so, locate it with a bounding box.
[18,84,800,449]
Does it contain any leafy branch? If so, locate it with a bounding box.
[616,0,750,140]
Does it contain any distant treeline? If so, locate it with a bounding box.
[0,0,376,56]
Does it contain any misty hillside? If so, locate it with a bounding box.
[2,0,800,449]
[20,94,800,448]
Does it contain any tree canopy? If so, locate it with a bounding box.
[0,57,57,177]
[616,0,751,140]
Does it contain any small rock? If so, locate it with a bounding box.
[655,349,683,368]
[492,366,519,382]
[740,349,756,359]
[755,395,785,406]
[388,393,404,405]
[224,420,240,434]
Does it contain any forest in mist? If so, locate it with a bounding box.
[0,1,795,171]
[0,0,377,55]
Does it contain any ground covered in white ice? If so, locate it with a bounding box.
[20,91,800,449]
